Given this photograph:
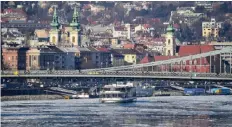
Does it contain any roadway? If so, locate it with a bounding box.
[1,71,232,81]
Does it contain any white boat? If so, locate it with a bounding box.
[100,82,137,103]
[71,90,89,99]
[77,93,89,99]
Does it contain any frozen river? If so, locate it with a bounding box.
[1,96,232,127]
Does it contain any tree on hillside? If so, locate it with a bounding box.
[195,6,206,13]
[177,24,196,42]
[219,22,232,41]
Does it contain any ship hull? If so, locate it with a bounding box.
[100,97,137,103]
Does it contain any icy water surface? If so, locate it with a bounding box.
[1,96,232,127]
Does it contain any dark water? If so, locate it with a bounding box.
[1,96,232,127]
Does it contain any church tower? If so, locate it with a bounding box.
[69,7,80,47]
[49,7,60,45]
[164,24,176,56]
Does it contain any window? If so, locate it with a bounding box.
[168,39,170,45]
[52,36,56,43]
[183,61,186,65]
[168,50,171,55]
[72,36,75,43]
[194,60,197,65]
[29,56,31,67]
[189,60,192,65]
[33,56,36,61]
[12,56,14,61]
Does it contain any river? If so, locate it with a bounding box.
[1,96,232,127]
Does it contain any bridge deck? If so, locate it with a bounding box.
[2,72,232,81]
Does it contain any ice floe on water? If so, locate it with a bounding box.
[1,96,232,127]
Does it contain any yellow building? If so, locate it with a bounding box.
[110,38,119,46]
[202,18,222,38]
[112,49,137,64]
[124,54,137,64]
[202,28,219,38]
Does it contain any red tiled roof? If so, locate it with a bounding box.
[1,18,8,22]
[154,56,178,61]
[3,8,27,17]
[143,24,151,29]
[178,45,215,57]
[91,21,97,25]
[96,48,109,52]
[173,23,180,29]
[83,4,91,9]
[123,44,135,49]
[140,55,155,63]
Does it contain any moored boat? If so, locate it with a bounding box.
[100,82,136,103]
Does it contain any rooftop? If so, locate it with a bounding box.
[34,29,49,38]
[178,45,215,56]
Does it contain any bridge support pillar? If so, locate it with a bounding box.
[210,54,211,73]
[200,56,202,73]
[230,52,232,74]
[181,61,183,73]
[224,55,226,73]
[171,63,172,72]
[220,53,221,74]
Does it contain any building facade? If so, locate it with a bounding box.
[202,18,223,38]
[2,47,18,70]
[26,48,40,70]
[48,7,80,47]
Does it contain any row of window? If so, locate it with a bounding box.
[126,56,135,59]
[8,56,17,61]
[203,28,218,31]
[172,60,208,65]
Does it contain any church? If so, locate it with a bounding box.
[49,7,80,47]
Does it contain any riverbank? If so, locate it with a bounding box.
[1,95,64,101]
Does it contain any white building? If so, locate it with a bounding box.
[202,18,223,29]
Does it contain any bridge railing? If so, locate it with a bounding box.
[1,70,232,78]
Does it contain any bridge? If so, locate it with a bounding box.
[1,47,232,81]
[1,71,232,81]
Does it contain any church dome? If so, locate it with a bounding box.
[166,24,175,36]
[166,24,174,32]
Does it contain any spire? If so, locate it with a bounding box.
[50,7,59,28]
[70,7,80,28]
[166,22,174,35]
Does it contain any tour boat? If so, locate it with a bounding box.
[71,90,89,99]
[77,92,89,99]
[100,82,137,103]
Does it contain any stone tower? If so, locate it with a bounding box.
[49,7,60,45]
[164,24,176,56]
[125,23,131,40]
[69,7,80,47]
